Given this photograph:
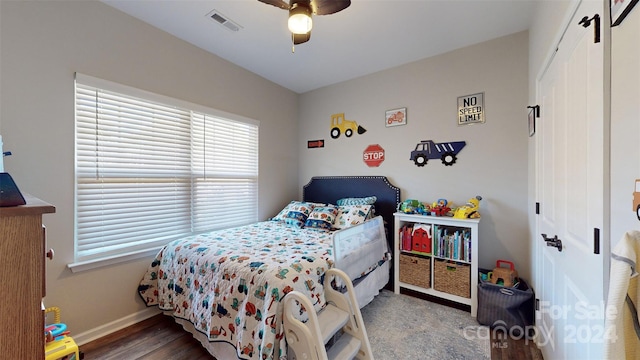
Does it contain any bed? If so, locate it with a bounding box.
[137,176,401,359]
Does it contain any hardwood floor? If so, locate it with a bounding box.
[80,315,211,360]
[490,330,544,360]
[80,314,543,359]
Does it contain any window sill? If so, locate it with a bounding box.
[67,247,162,273]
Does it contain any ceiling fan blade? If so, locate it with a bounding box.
[293,31,311,45]
[257,0,289,10]
[311,0,350,15]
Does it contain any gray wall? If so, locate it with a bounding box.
[0,1,299,335]
[297,31,530,278]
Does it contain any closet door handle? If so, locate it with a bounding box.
[46,248,54,260]
[541,233,563,252]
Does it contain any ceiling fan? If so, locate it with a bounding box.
[258,0,351,46]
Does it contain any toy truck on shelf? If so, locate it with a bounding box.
[410,140,466,166]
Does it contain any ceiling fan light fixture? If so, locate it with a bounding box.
[288,3,312,34]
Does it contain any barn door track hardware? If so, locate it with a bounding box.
[578,13,600,43]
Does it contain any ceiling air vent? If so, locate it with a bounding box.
[206,10,242,32]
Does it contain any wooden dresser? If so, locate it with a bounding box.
[0,194,55,359]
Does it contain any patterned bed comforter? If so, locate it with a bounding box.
[138,221,336,360]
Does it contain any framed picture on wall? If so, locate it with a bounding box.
[611,0,638,26]
[385,108,407,127]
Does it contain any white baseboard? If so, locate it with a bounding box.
[74,307,161,346]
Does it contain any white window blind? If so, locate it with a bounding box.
[75,74,258,262]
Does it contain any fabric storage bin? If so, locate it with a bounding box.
[477,274,535,337]
[433,259,471,298]
[399,253,431,288]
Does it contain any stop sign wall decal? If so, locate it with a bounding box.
[363,144,385,167]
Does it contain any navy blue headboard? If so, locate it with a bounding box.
[302,176,401,246]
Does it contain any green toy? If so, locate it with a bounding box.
[398,199,426,214]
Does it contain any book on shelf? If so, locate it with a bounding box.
[399,223,414,251]
[399,221,471,262]
[434,226,471,262]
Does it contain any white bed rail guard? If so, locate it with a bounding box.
[332,216,388,281]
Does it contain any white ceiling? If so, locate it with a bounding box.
[102,0,536,94]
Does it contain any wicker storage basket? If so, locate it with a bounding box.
[399,253,431,288]
[434,259,471,298]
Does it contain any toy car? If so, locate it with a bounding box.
[398,199,425,214]
[453,196,482,219]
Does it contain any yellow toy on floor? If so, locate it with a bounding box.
[45,336,79,360]
[44,307,81,360]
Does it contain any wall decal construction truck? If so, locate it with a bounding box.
[410,140,466,166]
[330,113,366,139]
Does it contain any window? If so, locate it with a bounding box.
[72,74,258,269]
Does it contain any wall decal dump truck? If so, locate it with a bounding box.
[330,113,366,139]
[410,140,466,166]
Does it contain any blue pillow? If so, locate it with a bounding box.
[304,205,339,231]
[271,201,316,228]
